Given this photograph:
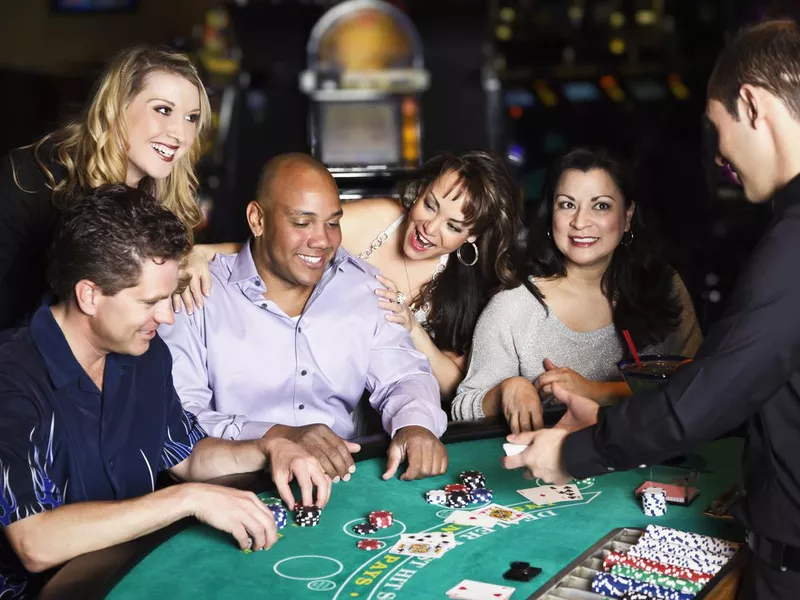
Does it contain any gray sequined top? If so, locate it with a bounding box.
[451,276,703,420]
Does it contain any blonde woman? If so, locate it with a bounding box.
[0,45,226,329]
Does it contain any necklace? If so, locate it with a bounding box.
[402,254,449,313]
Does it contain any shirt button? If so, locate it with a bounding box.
[301,369,308,376]
[297,327,302,333]
[606,466,615,472]
[299,404,305,410]
[638,464,647,468]
[254,278,262,286]
[108,460,115,468]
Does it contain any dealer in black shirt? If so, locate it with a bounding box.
[501,20,800,600]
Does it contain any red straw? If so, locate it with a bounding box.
[622,329,643,368]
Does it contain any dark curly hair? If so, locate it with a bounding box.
[48,184,192,302]
[397,150,523,354]
[522,148,682,349]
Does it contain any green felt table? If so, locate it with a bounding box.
[97,436,744,600]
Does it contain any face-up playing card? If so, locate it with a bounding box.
[444,510,498,528]
[475,503,528,524]
[389,532,456,558]
[517,484,583,505]
[446,579,515,599]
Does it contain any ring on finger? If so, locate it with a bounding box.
[396,291,407,305]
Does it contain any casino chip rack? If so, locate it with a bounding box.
[299,0,429,202]
[531,526,744,600]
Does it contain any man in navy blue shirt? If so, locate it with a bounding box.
[0,185,331,599]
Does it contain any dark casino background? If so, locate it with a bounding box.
[1,0,796,331]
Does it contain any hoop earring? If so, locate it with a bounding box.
[457,241,479,267]
[621,230,634,247]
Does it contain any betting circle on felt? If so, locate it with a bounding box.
[103,437,744,599]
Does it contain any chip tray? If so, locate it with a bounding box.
[529,527,744,600]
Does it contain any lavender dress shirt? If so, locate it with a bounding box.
[159,242,446,441]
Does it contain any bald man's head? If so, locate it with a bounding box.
[256,153,339,215]
[247,153,343,293]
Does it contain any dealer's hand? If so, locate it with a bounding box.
[383,425,448,481]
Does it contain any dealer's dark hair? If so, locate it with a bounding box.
[47,184,192,302]
[708,19,800,120]
[522,147,682,349]
[397,150,523,354]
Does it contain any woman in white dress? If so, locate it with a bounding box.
[340,151,524,400]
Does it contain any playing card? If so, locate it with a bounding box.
[446,578,515,599]
[444,510,498,528]
[475,503,528,524]
[401,532,456,544]
[502,443,527,457]
[517,484,583,505]
[390,532,456,558]
[390,538,445,558]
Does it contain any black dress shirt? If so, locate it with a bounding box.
[0,305,207,599]
[563,172,800,547]
[0,147,63,330]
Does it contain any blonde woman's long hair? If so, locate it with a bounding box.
[32,45,211,231]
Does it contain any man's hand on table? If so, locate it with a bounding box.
[264,436,332,510]
[185,483,278,551]
[383,425,448,481]
[264,424,361,483]
[501,383,599,484]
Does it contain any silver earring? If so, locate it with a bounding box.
[457,241,479,267]
[547,230,552,239]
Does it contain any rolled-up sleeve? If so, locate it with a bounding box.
[365,317,446,438]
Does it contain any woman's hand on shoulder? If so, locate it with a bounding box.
[172,246,212,315]
[375,274,418,334]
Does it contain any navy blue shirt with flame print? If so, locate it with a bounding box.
[0,305,206,599]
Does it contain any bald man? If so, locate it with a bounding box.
[160,154,448,484]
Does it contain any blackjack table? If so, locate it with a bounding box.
[38,418,746,600]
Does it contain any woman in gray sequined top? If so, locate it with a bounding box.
[452,148,702,431]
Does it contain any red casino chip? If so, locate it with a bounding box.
[445,484,468,493]
[369,510,394,529]
[357,539,385,551]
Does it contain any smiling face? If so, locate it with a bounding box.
[89,258,179,356]
[551,168,634,270]
[402,170,477,260]
[124,71,201,186]
[249,164,343,294]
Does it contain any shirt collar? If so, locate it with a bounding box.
[772,171,800,218]
[228,240,371,288]
[30,304,133,390]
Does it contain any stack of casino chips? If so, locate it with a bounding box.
[294,504,322,527]
[352,510,394,551]
[459,471,493,505]
[425,490,447,505]
[444,484,471,508]
[369,510,394,529]
[267,503,288,530]
[641,487,668,517]
[425,471,493,507]
[593,525,739,599]
[352,510,394,534]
